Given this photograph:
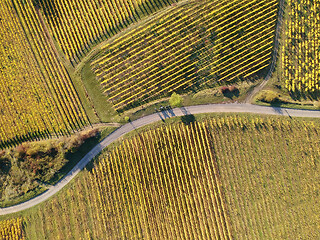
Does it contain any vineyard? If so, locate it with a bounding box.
[1,0,320,238]
[22,119,232,239]
[36,0,178,63]
[92,0,278,111]
[211,115,320,239]
[281,0,320,96]
[0,218,25,240]
[0,0,88,148]
[1,114,319,239]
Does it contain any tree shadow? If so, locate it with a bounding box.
[0,157,11,175]
[222,88,240,99]
[181,114,195,125]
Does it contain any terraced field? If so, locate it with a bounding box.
[92,0,278,111]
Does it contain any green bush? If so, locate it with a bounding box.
[314,102,320,109]
[169,92,182,107]
[256,90,280,103]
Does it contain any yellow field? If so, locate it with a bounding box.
[92,0,278,111]
[0,0,88,148]
[281,0,320,94]
[37,0,177,63]
[0,218,24,240]
[2,114,318,239]
[23,120,231,239]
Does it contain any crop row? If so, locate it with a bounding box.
[22,119,232,239]
[92,0,278,111]
[0,0,88,148]
[5,114,320,239]
[281,0,320,94]
[0,218,24,240]
[38,0,177,63]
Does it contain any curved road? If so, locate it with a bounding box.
[1,103,320,215]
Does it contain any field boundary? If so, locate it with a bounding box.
[1,103,320,215]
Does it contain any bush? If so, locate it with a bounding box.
[220,86,229,94]
[256,90,279,103]
[229,85,238,92]
[15,144,28,158]
[169,93,182,107]
[169,92,182,107]
[314,102,320,109]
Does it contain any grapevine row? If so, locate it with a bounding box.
[92,0,278,111]
[38,0,178,63]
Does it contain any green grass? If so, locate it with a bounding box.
[79,63,120,123]
[253,88,320,110]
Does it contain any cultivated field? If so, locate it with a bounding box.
[281,0,320,95]
[211,115,320,239]
[0,0,88,148]
[1,0,319,239]
[2,114,320,239]
[22,120,232,239]
[0,217,25,240]
[36,0,178,63]
[92,0,278,111]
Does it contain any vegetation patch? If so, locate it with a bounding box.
[255,90,280,103]
[35,0,178,64]
[280,0,320,97]
[0,127,116,208]
[0,217,25,240]
[0,0,88,149]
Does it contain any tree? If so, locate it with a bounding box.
[169,92,182,107]
[124,116,130,122]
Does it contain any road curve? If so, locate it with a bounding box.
[1,103,320,215]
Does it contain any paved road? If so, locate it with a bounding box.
[1,103,320,215]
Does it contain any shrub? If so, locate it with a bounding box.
[80,129,99,142]
[169,92,182,107]
[15,144,28,158]
[256,90,279,103]
[314,101,320,109]
[229,85,238,92]
[220,86,229,94]
[124,116,130,122]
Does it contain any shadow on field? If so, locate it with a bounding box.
[181,114,195,125]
